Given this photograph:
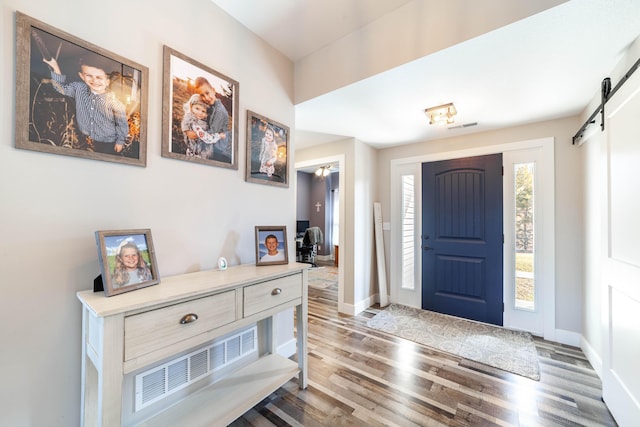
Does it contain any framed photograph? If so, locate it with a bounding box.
[162,46,239,169]
[95,229,160,297]
[255,226,289,266]
[246,110,290,187]
[15,12,149,167]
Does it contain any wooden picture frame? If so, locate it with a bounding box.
[15,12,149,167]
[255,226,289,266]
[162,46,239,169]
[95,229,159,296]
[246,110,290,187]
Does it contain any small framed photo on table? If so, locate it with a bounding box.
[255,226,289,266]
[95,229,159,296]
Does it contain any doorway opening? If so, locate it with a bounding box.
[295,156,345,311]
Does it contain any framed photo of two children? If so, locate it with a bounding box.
[161,46,239,170]
[15,12,149,167]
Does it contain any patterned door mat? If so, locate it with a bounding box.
[367,304,540,380]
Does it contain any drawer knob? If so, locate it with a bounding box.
[179,313,198,324]
[271,288,282,296]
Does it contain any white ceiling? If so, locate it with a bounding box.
[213,0,640,150]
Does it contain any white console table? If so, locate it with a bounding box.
[77,263,308,426]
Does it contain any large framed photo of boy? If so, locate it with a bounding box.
[246,110,290,188]
[162,46,239,170]
[15,12,149,167]
[95,229,159,297]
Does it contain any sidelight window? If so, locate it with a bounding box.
[401,174,415,290]
[514,162,535,310]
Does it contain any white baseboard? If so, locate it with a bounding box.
[580,336,603,379]
[338,301,355,315]
[277,338,297,358]
[338,294,376,316]
[548,329,604,379]
[554,328,582,347]
[355,295,376,315]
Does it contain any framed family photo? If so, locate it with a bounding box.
[95,229,159,297]
[255,226,289,266]
[246,110,290,187]
[15,12,149,167]
[162,46,239,169]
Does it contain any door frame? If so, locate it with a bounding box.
[295,155,346,311]
[390,137,556,340]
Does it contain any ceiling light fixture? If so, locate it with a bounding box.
[425,102,457,125]
[314,165,331,177]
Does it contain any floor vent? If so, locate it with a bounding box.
[134,326,257,412]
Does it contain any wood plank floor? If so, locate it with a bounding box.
[231,271,617,426]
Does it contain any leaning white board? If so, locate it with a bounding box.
[374,202,389,307]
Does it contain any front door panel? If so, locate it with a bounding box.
[422,154,503,325]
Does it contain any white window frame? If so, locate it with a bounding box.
[390,162,421,307]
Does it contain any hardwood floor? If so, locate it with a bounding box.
[231,272,617,426]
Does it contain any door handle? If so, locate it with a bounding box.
[422,245,434,251]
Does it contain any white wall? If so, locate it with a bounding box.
[0,0,295,425]
[294,0,566,103]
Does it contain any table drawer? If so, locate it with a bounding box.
[244,274,302,317]
[124,290,236,362]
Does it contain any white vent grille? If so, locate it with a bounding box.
[167,359,187,391]
[190,350,208,380]
[134,326,257,412]
[211,342,225,367]
[141,369,165,405]
[227,336,241,360]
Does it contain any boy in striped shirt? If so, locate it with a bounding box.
[44,55,129,155]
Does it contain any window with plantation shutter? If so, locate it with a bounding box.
[401,174,415,290]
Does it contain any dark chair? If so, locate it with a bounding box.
[298,227,323,267]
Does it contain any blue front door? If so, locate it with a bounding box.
[421,154,503,326]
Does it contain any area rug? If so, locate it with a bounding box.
[308,266,338,289]
[367,304,540,380]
